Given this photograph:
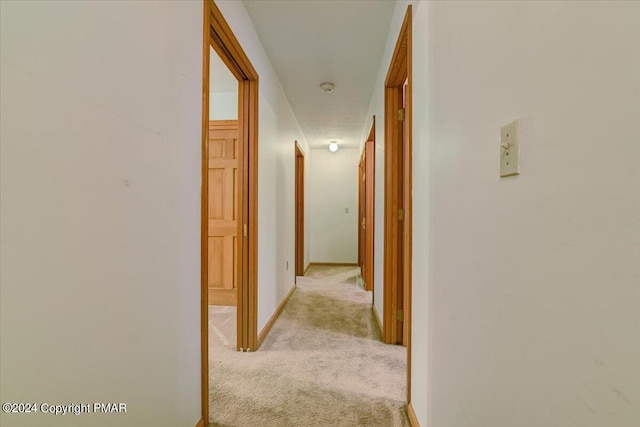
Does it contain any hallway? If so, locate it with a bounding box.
[2,1,639,427]
[209,266,408,426]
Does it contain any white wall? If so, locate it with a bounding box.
[0,1,202,426]
[308,147,360,264]
[209,47,238,120]
[214,1,310,334]
[367,1,640,426]
[209,92,238,120]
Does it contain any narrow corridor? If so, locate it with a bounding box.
[209,266,408,426]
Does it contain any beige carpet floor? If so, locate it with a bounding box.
[209,266,408,427]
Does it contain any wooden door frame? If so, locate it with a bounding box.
[294,142,305,277]
[364,118,375,294]
[201,0,259,424]
[358,155,364,271]
[383,5,412,402]
[358,118,376,294]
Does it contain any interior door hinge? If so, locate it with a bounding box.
[244,224,248,236]
[397,208,405,221]
[397,108,405,121]
[397,309,404,321]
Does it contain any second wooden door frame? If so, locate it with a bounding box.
[295,142,305,277]
[201,0,259,424]
[383,4,413,402]
[358,117,376,295]
[365,118,375,295]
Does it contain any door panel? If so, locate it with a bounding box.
[208,120,239,306]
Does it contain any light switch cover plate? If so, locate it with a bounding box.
[500,119,520,177]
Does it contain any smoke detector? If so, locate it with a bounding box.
[319,82,335,93]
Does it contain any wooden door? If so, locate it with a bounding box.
[208,120,238,306]
[295,144,305,277]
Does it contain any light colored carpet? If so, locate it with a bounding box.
[209,266,408,427]
[304,264,362,285]
[209,305,237,350]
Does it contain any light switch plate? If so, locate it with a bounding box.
[500,119,520,177]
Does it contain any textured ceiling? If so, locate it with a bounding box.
[243,0,394,149]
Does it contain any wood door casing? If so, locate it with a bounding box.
[359,120,376,294]
[382,5,412,403]
[364,133,375,294]
[384,6,412,347]
[359,140,375,294]
[358,158,365,274]
[402,79,410,347]
[295,144,305,277]
[395,81,409,343]
[208,120,238,306]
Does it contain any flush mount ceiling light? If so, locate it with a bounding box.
[328,141,339,152]
[319,82,335,93]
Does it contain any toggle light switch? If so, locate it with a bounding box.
[500,119,520,177]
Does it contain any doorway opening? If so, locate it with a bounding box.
[207,47,239,309]
[295,142,305,278]
[383,3,413,403]
[201,0,259,424]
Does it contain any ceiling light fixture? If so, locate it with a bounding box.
[328,141,338,152]
[319,82,335,93]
